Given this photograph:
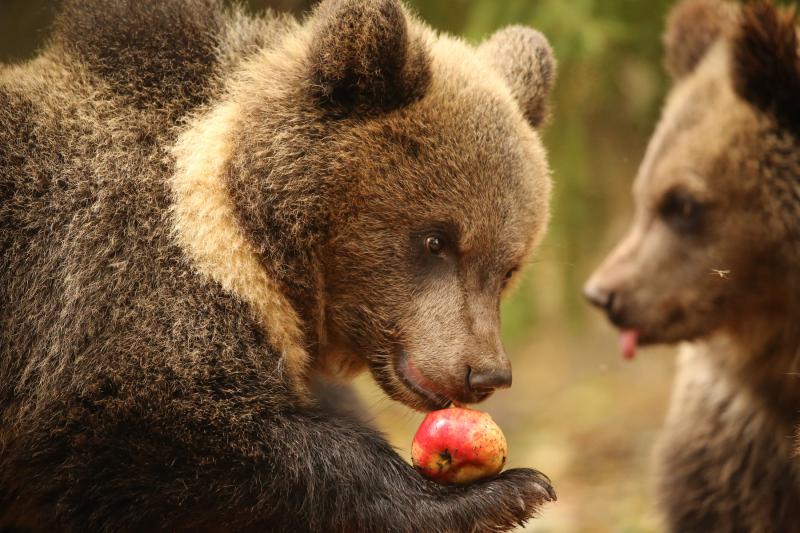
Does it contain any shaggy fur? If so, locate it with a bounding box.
[586,1,800,531]
[0,0,557,530]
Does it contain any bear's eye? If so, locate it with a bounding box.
[501,267,519,289]
[659,189,705,234]
[425,235,445,255]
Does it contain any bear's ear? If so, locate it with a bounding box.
[663,0,737,80]
[307,0,430,114]
[732,0,800,137]
[478,27,556,128]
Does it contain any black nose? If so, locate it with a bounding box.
[583,283,614,310]
[467,366,512,392]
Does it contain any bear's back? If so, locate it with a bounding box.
[0,0,293,411]
[49,0,292,118]
[0,0,291,281]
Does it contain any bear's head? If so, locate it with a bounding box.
[584,0,800,352]
[185,0,556,409]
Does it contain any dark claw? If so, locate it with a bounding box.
[531,470,557,501]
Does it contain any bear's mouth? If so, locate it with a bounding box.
[393,349,451,411]
[608,300,708,353]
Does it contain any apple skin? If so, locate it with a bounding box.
[411,407,507,485]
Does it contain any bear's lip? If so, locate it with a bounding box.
[393,349,451,411]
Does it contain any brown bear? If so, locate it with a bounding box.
[584,0,800,531]
[0,0,557,530]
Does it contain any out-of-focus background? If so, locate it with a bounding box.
[1,0,703,530]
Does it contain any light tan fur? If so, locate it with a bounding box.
[171,101,309,398]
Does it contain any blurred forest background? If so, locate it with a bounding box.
[0,0,743,530]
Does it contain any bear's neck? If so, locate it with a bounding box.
[220,102,363,375]
[709,307,800,424]
[170,100,323,397]
[224,167,369,381]
[223,164,328,360]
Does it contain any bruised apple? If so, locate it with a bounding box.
[412,407,507,485]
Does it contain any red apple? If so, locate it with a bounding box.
[412,407,507,485]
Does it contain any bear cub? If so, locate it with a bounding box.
[585,1,800,531]
[0,0,557,530]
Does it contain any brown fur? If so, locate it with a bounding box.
[586,1,800,531]
[309,0,431,113]
[0,0,557,530]
[478,26,557,127]
[663,0,737,79]
[732,0,800,138]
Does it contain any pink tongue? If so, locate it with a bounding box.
[619,330,639,360]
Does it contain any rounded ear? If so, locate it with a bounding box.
[663,0,737,80]
[307,0,430,114]
[732,0,800,137]
[478,26,557,128]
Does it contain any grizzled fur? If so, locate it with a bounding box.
[0,0,557,530]
[586,1,800,531]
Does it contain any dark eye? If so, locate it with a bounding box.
[659,189,705,234]
[501,267,519,289]
[425,235,445,255]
